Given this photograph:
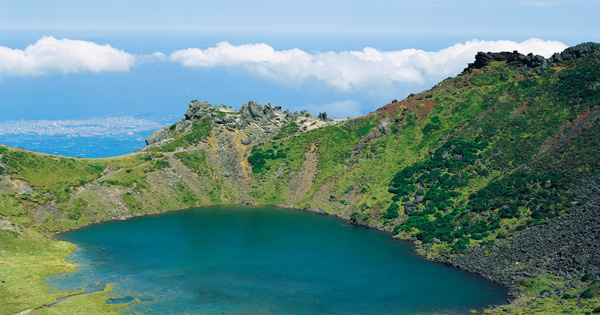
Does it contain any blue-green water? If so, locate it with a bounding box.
[50,206,508,314]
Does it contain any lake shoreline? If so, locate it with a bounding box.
[49,205,509,314]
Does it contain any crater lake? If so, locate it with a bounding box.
[49,206,508,314]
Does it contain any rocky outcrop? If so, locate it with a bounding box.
[463,51,546,73]
[318,112,332,121]
[145,126,171,145]
[434,174,600,292]
[548,42,600,63]
[145,99,338,146]
[184,100,216,120]
[239,101,272,124]
[0,175,34,195]
[462,42,600,74]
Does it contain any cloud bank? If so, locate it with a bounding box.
[0,37,567,99]
[0,36,135,77]
[171,39,567,92]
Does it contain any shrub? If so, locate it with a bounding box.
[67,209,81,220]
[381,203,400,219]
[273,122,300,140]
[581,289,594,299]
[155,159,170,170]
[248,146,287,173]
[423,123,441,134]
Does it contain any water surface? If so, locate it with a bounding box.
[50,206,508,314]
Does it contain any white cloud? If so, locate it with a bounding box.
[0,36,569,118]
[171,38,567,93]
[136,52,169,65]
[0,36,135,77]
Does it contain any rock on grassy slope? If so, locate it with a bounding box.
[1,42,600,314]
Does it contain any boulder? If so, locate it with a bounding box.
[318,112,332,121]
[240,101,266,122]
[185,100,213,120]
[145,126,171,145]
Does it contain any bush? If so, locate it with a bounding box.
[581,289,595,299]
[273,122,300,140]
[592,306,600,313]
[155,159,170,170]
[248,147,287,173]
[381,203,400,220]
[67,209,81,220]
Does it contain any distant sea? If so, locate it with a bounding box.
[0,132,155,158]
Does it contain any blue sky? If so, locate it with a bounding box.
[0,0,598,120]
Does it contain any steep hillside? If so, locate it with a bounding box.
[1,42,599,314]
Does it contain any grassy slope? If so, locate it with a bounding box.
[0,52,599,314]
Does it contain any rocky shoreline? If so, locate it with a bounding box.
[433,174,600,297]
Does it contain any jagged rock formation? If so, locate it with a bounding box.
[146,100,337,145]
[145,126,171,145]
[548,42,600,63]
[463,51,548,73]
[462,42,600,74]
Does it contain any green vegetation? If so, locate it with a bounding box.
[175,150,225,203]
[151,117,212,152]
[154,158,170,170]
[100,156,153,192]
[381,56,600,254]
[248,147,288,173]
[381,203,400,219]
[122,193,141,212]
[0,230,122,314]
[581,289,595,299]
[273,122,299,140]
[175,150,209,174]
[0,146,105,201]
[247,114,380,207]
[33,285,125,315]
[484,274,600,314]
[469,71,511,86]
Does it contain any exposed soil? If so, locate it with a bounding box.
[286,142,319,206]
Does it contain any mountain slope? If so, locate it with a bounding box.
[1,42,599,314]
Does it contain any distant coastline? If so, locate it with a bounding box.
[0,116,176,158]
